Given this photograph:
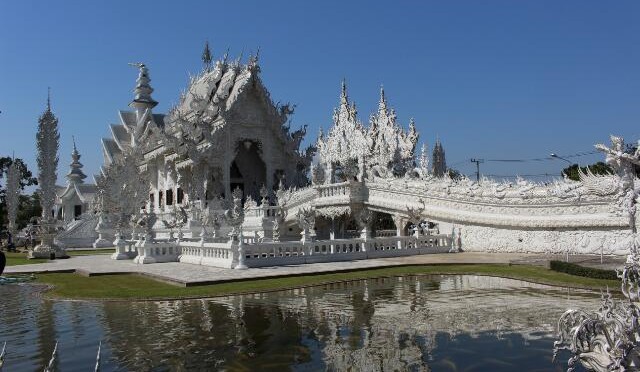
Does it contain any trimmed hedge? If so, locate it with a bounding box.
[549,260,619,280]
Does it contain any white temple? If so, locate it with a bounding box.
[53,47,637,268]
[54,139,96,222]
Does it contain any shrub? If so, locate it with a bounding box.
[549,260,618,280]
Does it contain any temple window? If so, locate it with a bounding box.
[166,189,174,206]
[177,188,184,204]
[159,191,164,207]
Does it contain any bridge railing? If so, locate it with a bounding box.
[244,205,279,218]
[179,241,235,268]
[316,181,351,198]
[241,234,453,267]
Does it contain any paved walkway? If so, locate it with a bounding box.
[5,252,535,286]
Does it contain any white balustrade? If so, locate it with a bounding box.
[238,234,453,268]
[178,241,235,268]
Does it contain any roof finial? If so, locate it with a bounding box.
[222,47,230,66]
[66,135,86,185]
[248,46,261,72]
[47,87,51,111]
[340,79,348,104]
[128,62,158,114]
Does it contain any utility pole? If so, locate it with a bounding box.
[470,158,484,182]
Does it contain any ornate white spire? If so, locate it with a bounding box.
[36,91,60,218]
[31,91,66,258]
[317,81,368,166]
[66,136,86,185]
[367,86,418,171]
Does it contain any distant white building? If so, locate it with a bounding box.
[54,140,96,222]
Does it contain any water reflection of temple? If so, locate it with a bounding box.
[92,275,601,371]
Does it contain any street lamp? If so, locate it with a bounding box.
[550,153,578,181]
[549,153,573,164]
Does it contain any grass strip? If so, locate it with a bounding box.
[33,264,621,301]
[4,249,112,266]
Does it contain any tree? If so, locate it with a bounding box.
[0,157,38,190]
[561,162,613,181]
[447,168,463,181]
[0,157,38,230]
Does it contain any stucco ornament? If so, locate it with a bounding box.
[200,204,221,243]
[224,187,245,237]
[224,187,247,269]
[296,206,316,242]
[162,206,188,241]
[296,207,316,231]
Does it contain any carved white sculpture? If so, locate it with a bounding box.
[554,135,640,371]
[30,94,67,259]
[224,187,247,269]
[296,206,316,243]
[97,149,150,259]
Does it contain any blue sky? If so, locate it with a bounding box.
[1,0,639,184]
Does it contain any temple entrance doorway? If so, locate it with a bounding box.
[231,140,266,201]
[372,212,399,237]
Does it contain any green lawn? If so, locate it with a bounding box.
[4,251,47,266]
[33,264,622,301]
[67,249,113,256]
[4,249,112,266]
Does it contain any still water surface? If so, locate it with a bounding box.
[0,275,602,371]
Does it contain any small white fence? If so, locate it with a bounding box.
[239,234,453,268]
[179,241,235,268]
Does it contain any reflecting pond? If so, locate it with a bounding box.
[0,275,601,371]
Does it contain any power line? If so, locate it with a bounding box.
[449,150,600,167]
[483,173,559,178]
[485,150,599,163]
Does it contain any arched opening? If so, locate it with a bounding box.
[372,212,396,237]
[231,140,266,201]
